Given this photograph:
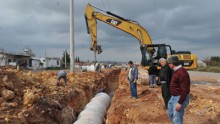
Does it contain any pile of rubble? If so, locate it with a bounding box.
[106,69,170,124]
[1,66,220,123]
[0,67,120,124]
[187,85,220,123]
[106,68,220,124]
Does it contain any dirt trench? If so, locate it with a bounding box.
[1,67,220,124]
[0,67,121,124]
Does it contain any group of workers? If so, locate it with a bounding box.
[56,55,190,124]
[127,55,190,124]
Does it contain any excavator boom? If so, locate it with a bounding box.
[85,4,153,55]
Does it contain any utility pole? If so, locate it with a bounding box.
[70,0,74,72]
[64,50,67,68]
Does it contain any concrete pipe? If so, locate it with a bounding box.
[86,64,96,71]
[81,63,101,72]
[74,92,111,124]
[81,66,87,72]
[90,93,111,107]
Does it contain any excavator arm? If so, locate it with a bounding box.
[85,4,154,65]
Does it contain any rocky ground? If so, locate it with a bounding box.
[0,66,220,124]
[0,67,120,124]
[106,68,220,124]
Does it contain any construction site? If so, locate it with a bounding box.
[0,66,220,124]
[1,1,220,124]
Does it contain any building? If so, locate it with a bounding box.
[28,57,42,70]
[0,49,61,69]
[40,57,61,68]
[0,50,30,67]
[27,57,61,69]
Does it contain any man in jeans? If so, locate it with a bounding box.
[167,56,190,124]
[127,61,138,99]
[148,63,158,88]
[159,58,172,109]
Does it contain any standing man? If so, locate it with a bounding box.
[148,63,158,88]
[127,61,138,99]
[159,58,172,109]
[57,70,67,85]
[167,56,190,124]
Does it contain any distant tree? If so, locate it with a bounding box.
[211,56,220,62]
[210,56,220,66]
[74,56,81,63]
[78,57,80,62]
[62,50,70,63]
[203,56,220,67]
[75,56,77,62]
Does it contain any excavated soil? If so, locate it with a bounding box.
[106,69,170,124]
[1,66,220,124]
[0,67,120,124]
[106,68,220,124]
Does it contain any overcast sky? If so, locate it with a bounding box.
[0,0,220,62]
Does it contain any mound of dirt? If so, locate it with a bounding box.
[0,67,121,124]
[106,68,220,124]
[106,70,170,124]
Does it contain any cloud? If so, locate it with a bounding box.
[0,0,220,62]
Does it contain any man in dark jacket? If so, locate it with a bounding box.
[167,56,190,124]
[127,61,138,99]
[148,63,158,88]
[159,58,172,109]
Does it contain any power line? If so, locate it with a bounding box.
[106,0,112,11]
[90,4,107,13]
[81,0,88,5]
[100,0,107,11]
[91,0,98,9]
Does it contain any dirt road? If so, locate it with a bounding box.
[189,71,220,84]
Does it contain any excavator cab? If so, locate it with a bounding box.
[141,44,172,67]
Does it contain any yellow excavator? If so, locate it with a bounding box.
[85,4,197,70]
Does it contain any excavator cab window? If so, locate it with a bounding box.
[143,44,172,67]
[158,45,167,59]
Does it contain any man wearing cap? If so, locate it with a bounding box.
[167,56,190,124]
[159,58,172,109]
[127,61,138,99]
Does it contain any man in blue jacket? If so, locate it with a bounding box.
[127,61,138,99]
